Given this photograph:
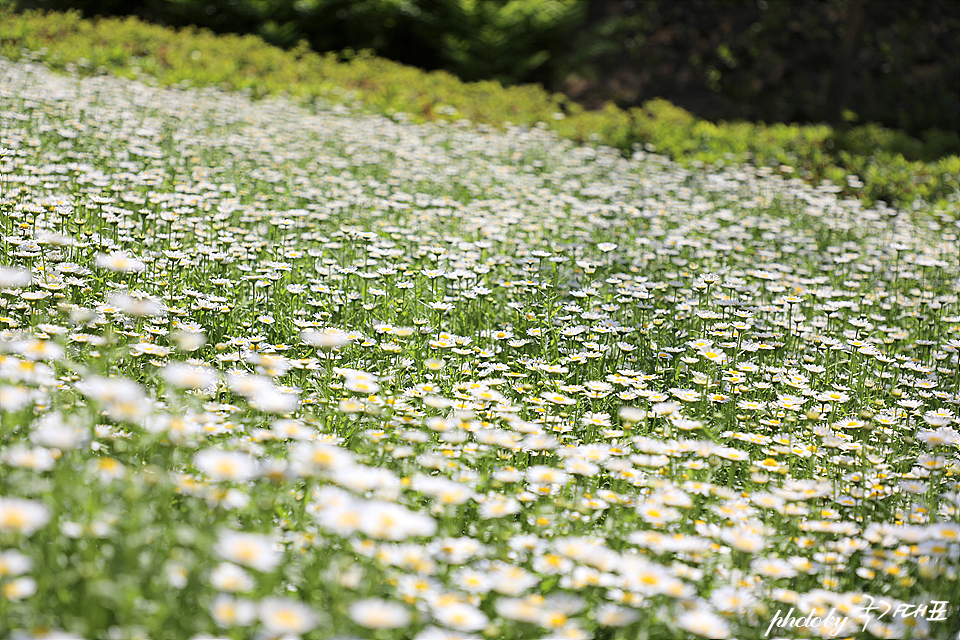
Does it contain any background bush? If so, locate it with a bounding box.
[11,0,960,142]
[9,0,586,86]
[563,0,960,139]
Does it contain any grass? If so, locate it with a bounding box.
[0,15,959,640]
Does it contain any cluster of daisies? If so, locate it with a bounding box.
[0,57,958,640]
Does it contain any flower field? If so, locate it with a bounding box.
[0,57,958,639]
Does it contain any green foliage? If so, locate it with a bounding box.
[12,0,586,87]
[13,0,958,140]
[1,7,957,212]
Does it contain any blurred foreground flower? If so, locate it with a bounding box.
[0,497,51,535]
